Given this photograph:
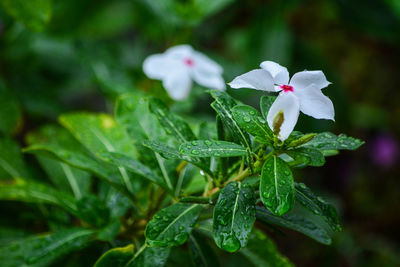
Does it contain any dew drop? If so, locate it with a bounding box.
[174,233,188,245]
[243,117,251,123]
[191,149,200,155]
[204,140,212,146]
[191,141,198,146]
[222,235,241,252]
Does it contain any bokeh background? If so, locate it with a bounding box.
[0,0,399,266]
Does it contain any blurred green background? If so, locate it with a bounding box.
[0,0,399,266]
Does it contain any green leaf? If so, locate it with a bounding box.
[260,156,295,216]
[188,232,220,267]
[0,0,51,31]
[301,132,364,151]
[143,140,212,176]
[145,203,202,247]
[232,105,273,139]
[148,97,196,143]
[0,137,30,179]
[0,81,22,136]
[179,140,247,158]
[256,206,332,245]
[213,182,256,252]
[24,125,133,198]
[59,113,137,159]
[76,194,110,227]
[295,183,342,231]
[99,151,168,190]
[94,244,134,267]
[239,229,294,267]
[115,93,167,143]
[0,228,95,266]
[286,148,325,167]
[260,95,277,119]
[0,179,78,216]
[209,90,252,152]
[35,155,91,199]
[126,245,170,267]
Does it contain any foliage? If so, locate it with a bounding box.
[0,88,363,265]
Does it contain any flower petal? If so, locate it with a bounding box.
[165,44,193,59]
[228,69,275,91]
[192,51,223,74]
[162,70,192,100]
[143,54,183,80]
[260,61,290,85]
[267,92,300,141]
[294,84,335,120]
[289,70,330,90]
[192,69,226,91]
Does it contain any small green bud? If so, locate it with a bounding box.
[287,133,317,147]
[272,110,284,136]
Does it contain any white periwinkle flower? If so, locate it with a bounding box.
[143,44,226,100]
[229,61,334,141]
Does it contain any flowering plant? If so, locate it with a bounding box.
[0,52,363,265]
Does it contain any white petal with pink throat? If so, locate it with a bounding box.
[289,70,330,90]
[162,69,192,101]
[143,54,183,80]
[260,61,290,85]
[294,84,335,120]
[192,51,223,74]
[267,92,300,141]
[228,69,275,91]
[192,69,226,91]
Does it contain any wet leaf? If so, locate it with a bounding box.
[0,228,95,266]
[179,140,247,158]
[286,148,325,167]
[260,95,277,119]
[148,97,196,143]
[213,182,256,252]
[260,156,294,216]
[301,132,364,151]
[145,203,202,247]
[295,182,342,231]
[232,105,273,139]
[256,206,332,245]
[126,245,170,267]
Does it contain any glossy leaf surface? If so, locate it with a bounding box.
[179,140,247,158]
[302,132,364,150]
[260,156,295,216]
[232,104,273,138]
[0,228,95,266]
[295,183,342,231]
[286,148,325,167]
[213,182,256,252]
[256,206,332,245]
[145,203,202,247]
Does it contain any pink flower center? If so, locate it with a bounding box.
[183,58,195,67]
[280,84,294,92]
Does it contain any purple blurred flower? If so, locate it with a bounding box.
[370,134,399,168]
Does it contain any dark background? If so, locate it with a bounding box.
[0,0,399,266]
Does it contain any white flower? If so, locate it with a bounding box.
[229,61,334,141]
[143,44,226,100]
